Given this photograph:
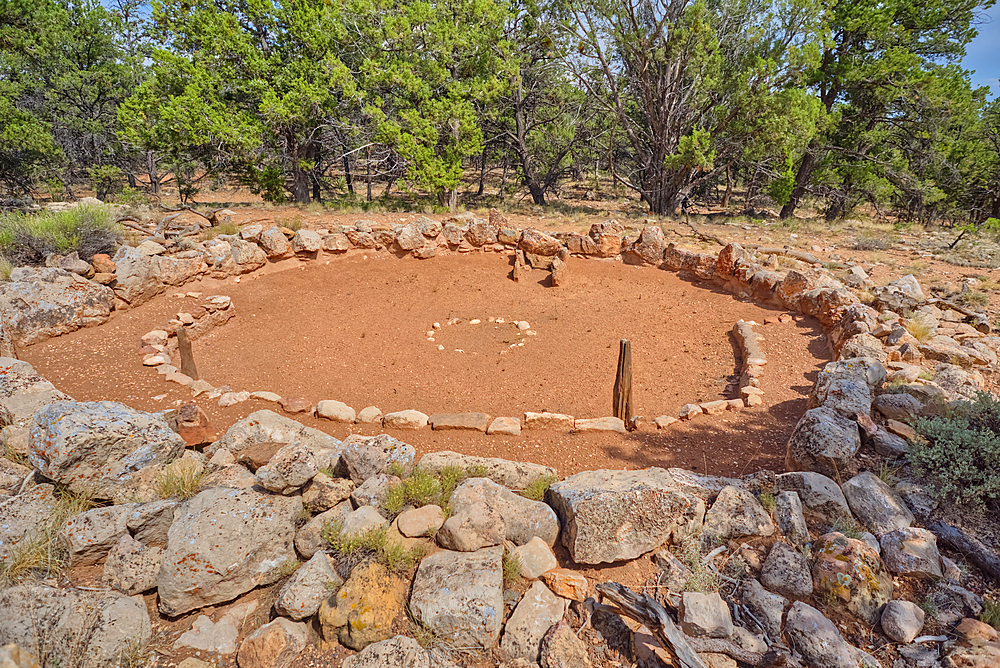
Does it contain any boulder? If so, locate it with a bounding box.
[111,245,164,306]
[880,600,924,643]
[760,541,813,598]
[879,527,942,578]
[294,501,352,559]
[588,220,624,258]
[812,532,892,624]
[776,471,852,523]
[157,486,302,616]
[0,268,115,345]
[785,601,859,668]
[429,413,492,432]
[438,478,559,551]
[230,239,267,272]
[291,229,322,254]
[513,536,558,579]
[101,534,163,595]
[59,504,135,567]
[0,358,72,428]
[0,584,151,668]
[548,468,704,564]
[539,569,589,602]
[679,592,734,638]
[500,581,567,662]
[809,358,886,416]
[322,233,351,253]
[397,505,446,538]
[703,486,775,540]
[259,227,294,259]
[409,547,505,648]
[784,407,861,479]
[841,471,914,536]
[739,579,786,640]
[275,552,343,620]
[541,620,592,668]
[519,229,563,256]
[317,400,356,423]
[126,499,178,548]
[302,473,355,513]
[338,434,415,483]
[623,226,667,265]
[29,401,186,499]
[466,219,498,247]
[159,255,207,285]
[0,484,57,565]
[417,452,555,490]
[210,410,342,459]
[873,393,922,421]
[775,491,809,545]
[236,618,308,668]
[255,443,319,494]
[383,409,429,429]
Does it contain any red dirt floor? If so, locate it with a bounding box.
[21,251,830,478]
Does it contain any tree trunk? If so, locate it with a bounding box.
[780,151,816,219]
[721,164,733,209]
[366,147,373,202]
[992,192,1000,219]
[477,148,487,197]
[290,165,311,204]
[147,152,160,195]
[343,154,354,195]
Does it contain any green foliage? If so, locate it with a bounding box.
[981,599,1000,631]
[676,531,720,593]
[521,474,556,502]
[910,391,1000,510]
[0,204,121,265]
[758,492,776,513]
[0,255,12,281]
[830,516,866,540]
[322,520,427,573]
[959,290,990,308]
[89,165,124,200]
[382,466,443,515]
[767,158,797,207]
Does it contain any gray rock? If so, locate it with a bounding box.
[237,617,308,668]
[255,443,319,494]
[418,451,555,490]
[776,491,809,545]
[654,549,694,591]
[731,626,768,654]
[322,232,351,253]
[679,592,734,638]
[0,583,151,668]
[292,229,322,254]
[873,394,922,420]
[382,409,429,429]
[59,504,136,567]
[785,601,859,668]
[259,226,293,258]
[761,541,813,598]
[295,501,352,559]
[112,245,166,306]
[703,486,775,540]
[175,608,245,654]
[102,533,163,595]
[0,268,115,346]
[338,434,415,483]
[548,468,705,564]
[356,406,383,424]
[841,471,914,536]
[785,407,861,479]
[342,635,455,668]
[340,505,388,539]
[776,471,852,523]
[0,358,72,428]
[275,552,343,620]
[350,474,400,509]
[157,486,302,616]
[500,581,567,662]
[871,428,909,457]
[30,401,186,499]
[230,238,267,272]
[894,481,938,521]
[302,473,355,513]
[0,483,56,565]
[740,579,786,640]
[809,358,885,416]
[409,547,505,648]
[438,478,559,551]
[126,499,178,548]
[210,409,342,458]
[663,469,743,504]
[880,600,924,643]
[0,456,30,494]
[879,527,942,578]
[317,400,356,423]
[429,413,492,432]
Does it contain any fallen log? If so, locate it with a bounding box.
[927,522,1000,583]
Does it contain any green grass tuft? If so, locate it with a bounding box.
[502,546,523,586]
[322,520,427,574]
[521,474,556,502]
[981,599,1000,630]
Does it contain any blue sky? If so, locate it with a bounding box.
[963,6,1000,95]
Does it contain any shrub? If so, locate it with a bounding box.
[0,255,11,281]
[757,491,776,513]
[982,599,1000,630]
[0,204,122,265]
[521,474,556,502]
[502,546,523,586]
[960,290,990,309]
[909,391,1000,511]
[322,520,426,574]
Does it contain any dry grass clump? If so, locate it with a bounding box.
[155,459,206,500]
[905,317,936,342]
[0,488,95,585]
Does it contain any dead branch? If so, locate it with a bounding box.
[682,219,725,246]
[161,205,225,227]
[744,245,820,264]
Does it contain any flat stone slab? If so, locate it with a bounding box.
[523,412,574,430]
[487,417,521,435]
[574,417,626,434]
[428,413,492,432]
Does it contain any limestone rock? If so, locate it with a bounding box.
[0,644,38,668]
[574,417,626,433]
[812,532,892,624]
[519,229,563,256]
[841,471,914,536]
[785,601,859,668]
[879,527,942,578]
[809,358,885,416]
[514,536,558,579]
[548,468,704,564]
[409,547,504,648]
[255,443,319,494]
[295,501,352,559]
[0,484,56,565]
[101,534,163,595]
[230,239,267,272]
[784,407,861,479]
[880,600,924,643]
[438,478,559,551]
[341,635,449,668]
[350,474,400,509]
[623,226,667,265]
[500,581,567,662]
[776,491,809,545]
[319,560,406,650]
[740,579,786,640]
[760,541,813,598]
[429,413,492,432]
[703,486,775,540]
[0,584,151,668]
[111,245,164,306]
[175,611,242,654]
[236,618,308,668]
[157,486,302,616]
[275,552,343,620]
[317,400,356,423]
[356,406,383,424]
[302,473,355,513]
[292,229,322,254]
[523,412,575,430]
[338,434,415,483]
[418,451,555,490]
[776,471,852,523]
[679,592,734,638]
[0,358,72,428]
[487,417,521,436]
[873,393,922,421]
[211,409,342,458]
[29,401,186,499]
[383,409,429,429]
[259,227,294,259]
[540,620,592,668]
[397,505,445,538]
[0,268,115,345]
[59,504,135,567]
[126,499,178,548]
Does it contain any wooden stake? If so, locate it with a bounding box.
[613,338,633,429]
[177,327,199,380]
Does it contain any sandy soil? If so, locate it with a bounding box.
[21,251,829,478]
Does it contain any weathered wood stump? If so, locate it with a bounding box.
[177,327,199,380]
[613,338,633,429]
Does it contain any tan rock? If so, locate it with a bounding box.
[236,618,308,668]
[574,417,626,434]
[700,400,729,416]
[487,417,521,435]
[279,396,312,414]
[679,404,702,420]
[523,412,574,430]
[539,568,588,601]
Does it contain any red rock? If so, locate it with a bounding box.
[176,404,214,446]
[92,253,116,274]
[955,618,1000,643]
[279,396,312,414]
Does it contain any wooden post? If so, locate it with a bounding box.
[613,338,633,430]
[177,327,199,380]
